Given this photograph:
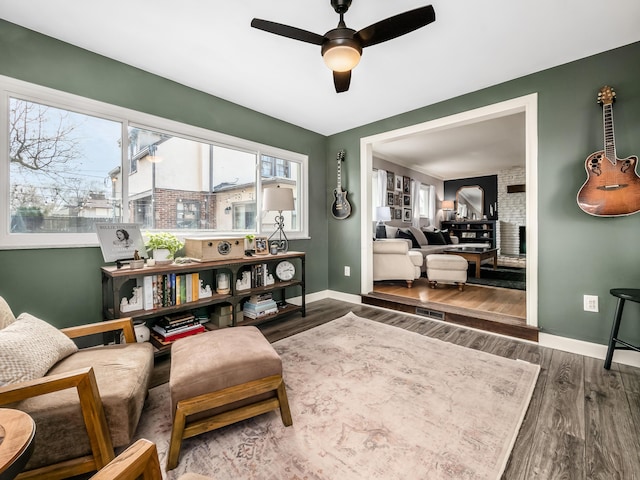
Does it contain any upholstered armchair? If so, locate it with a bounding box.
[373,239,423,287]
[0,296,154,479]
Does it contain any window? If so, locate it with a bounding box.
[0,75,309,248]
[8,98,122,234]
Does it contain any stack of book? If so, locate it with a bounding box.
[151,312,205,344]
[243,293,278,319]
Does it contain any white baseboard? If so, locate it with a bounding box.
[539,332,640,368]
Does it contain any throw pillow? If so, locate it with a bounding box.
[425,231,447,245]
[439,229,454,245]
[396,229,420,249]
[0,313,78,386]
[408,226,429,246]
[385,225,399,239]
[0,296,16,329]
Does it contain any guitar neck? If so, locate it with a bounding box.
[603,103,617,163]
[336,151,344,190]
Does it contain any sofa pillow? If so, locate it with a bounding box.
[408,226,429,246]
[425,231,447,245]
[396,229,421,249]
[439,229,454,245]
[0,296,16,330]
[0,313,78,385]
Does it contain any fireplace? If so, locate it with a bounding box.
[519,226,526,255]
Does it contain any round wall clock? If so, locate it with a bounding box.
[275,260,296,281]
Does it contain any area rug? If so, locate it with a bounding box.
[466,266,526,290]
[134,312,539,479]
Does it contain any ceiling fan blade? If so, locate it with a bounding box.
[333,70,351,93]
[355,5,436,48]
[251,18,325,45]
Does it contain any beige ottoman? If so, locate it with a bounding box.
[426,254,468,291]
[167,327,293,470]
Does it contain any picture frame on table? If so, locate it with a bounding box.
[254,236,269,255]
[95,223,146,263]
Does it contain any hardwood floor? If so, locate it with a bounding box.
[151,298,640,479]
[364,278,537,341]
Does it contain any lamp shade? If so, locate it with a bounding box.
[375,206,392,222]
[263,186,294,211]
[442,200,455,211]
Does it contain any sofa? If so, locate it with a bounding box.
[373,239,423,287]
[0,296,155,478]
[378,225,490,271]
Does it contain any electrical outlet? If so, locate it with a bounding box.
[344,266,350,276]
[583,295,598,312]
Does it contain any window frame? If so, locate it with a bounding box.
[0,75,309,249]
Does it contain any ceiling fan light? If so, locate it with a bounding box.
[323,45,361,72]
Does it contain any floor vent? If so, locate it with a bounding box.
[415,307,445,321]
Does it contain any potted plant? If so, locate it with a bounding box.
[144,232,184,262]
[245,234,255,253]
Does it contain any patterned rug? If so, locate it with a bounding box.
[134,312,539,479]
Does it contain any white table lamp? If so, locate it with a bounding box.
[263,185,295,253]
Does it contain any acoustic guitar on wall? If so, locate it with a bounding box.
[577,85,640,217]
[331,150,351,219]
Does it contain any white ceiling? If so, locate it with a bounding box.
[1,0,639,177]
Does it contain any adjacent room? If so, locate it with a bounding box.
[1,1,640,479]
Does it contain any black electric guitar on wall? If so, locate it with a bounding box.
[577,85,640,216]
[331,150,351,219]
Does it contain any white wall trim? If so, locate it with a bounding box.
[539,332,640,368]
[360,93,539,327]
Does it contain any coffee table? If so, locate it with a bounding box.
[444,247,498,278]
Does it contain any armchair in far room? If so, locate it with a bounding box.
[373,240,423,288]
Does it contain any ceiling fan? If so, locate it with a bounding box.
[251,0,436,93]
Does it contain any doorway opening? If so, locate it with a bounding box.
[360,94,538,329]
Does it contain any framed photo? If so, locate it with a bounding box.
[387,192,394,206]
[254,235,269,255]
[403,176,411,194]
[386,172,395,191]
[95,223,147,263]
[403,194,411,206]
[395,175,403,191]
[395,193,402,206]
[403,208,412,222]
[394,208,402,220]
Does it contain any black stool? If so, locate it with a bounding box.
[604,288,640,369]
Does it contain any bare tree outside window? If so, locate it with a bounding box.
[9,98,122,232]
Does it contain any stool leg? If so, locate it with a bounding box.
[604,297,625,370]
[167,404,187,470]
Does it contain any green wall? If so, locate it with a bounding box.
[327,41,640,346]
[1,18,639,347]
[0,20,328,327]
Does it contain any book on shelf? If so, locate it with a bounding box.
[152,322,204,341]
[149,326,205,347]
[243,307,278,319]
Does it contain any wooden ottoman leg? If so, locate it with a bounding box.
[277,379,293,426]
[167,403,187,470]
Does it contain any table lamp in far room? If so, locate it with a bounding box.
[441,200,455,221]
[375,206,391,238]
[263,185,295,253]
